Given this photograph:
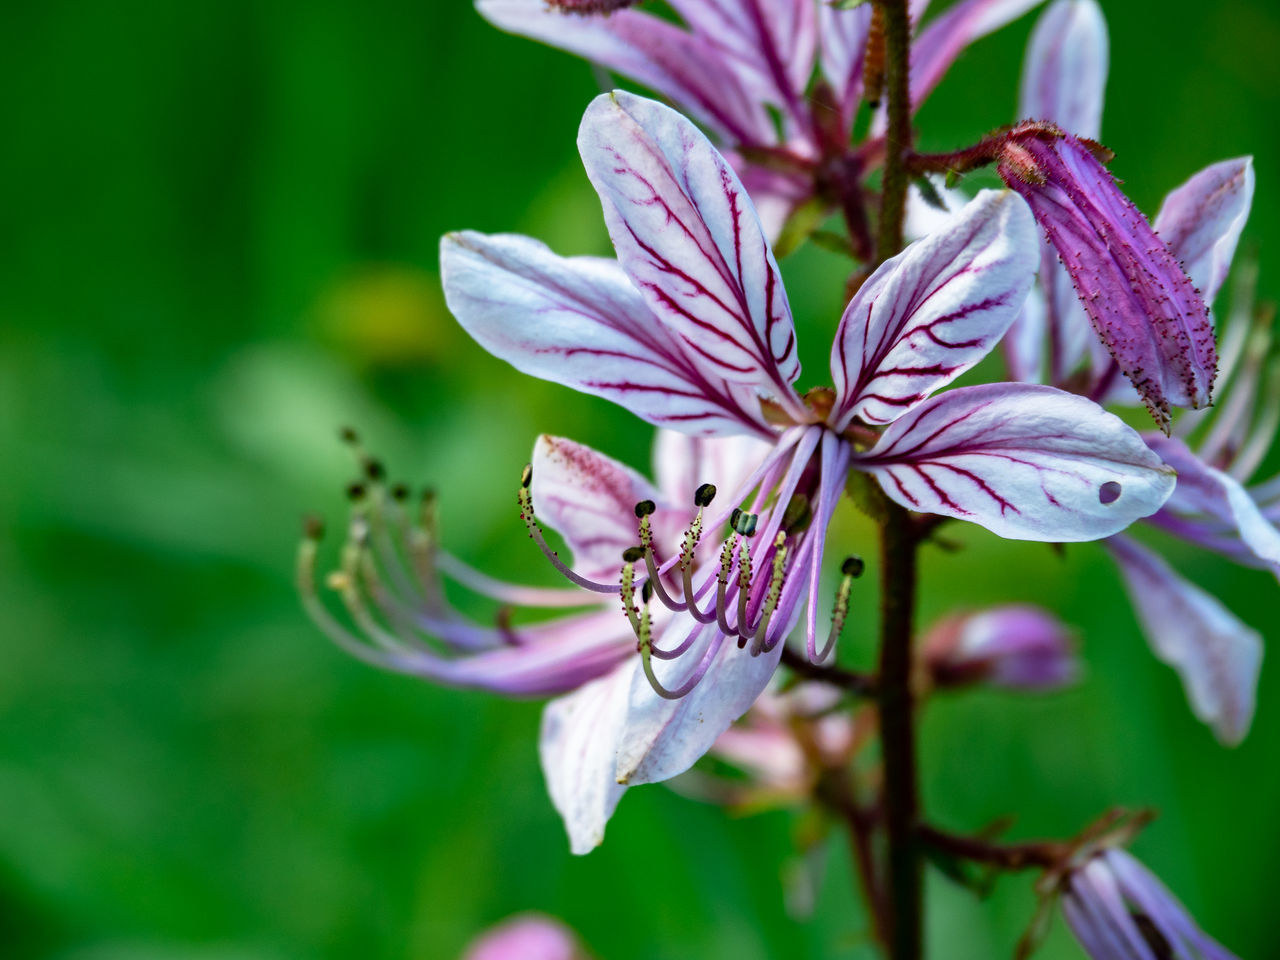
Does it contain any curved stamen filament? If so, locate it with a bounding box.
[518,480,618,595]
[747,533,789,655]
[639,616,728,700]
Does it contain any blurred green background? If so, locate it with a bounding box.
[2,1,1276,957]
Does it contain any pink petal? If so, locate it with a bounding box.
[1107,535,1262,745]
[578,92,805,415]
[476,0,773,145]
[530,435,660,583]
[667,0,816,137]
[652,430,774,512]
[857,383,1176,541]
[1154,157,1255,304]
[1019,0,1108,139]
[909,0,1043,113]
[440,231,774,436]
[539,665,634,854]
[462,914,582,960]
[830,190,1038,428]
[818,1,873,131]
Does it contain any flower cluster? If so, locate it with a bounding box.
[299,0,1262,956]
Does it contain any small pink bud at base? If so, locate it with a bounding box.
[923,605,1077,692]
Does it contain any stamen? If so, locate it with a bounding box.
[814,556,863,663]
[636,500,685,612]
[735,538,754,647]
[517,473,618,594]
[747,533,789,655]
[731,508,759,537]
[638,619,727,700]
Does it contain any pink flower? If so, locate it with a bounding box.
[461,914,586,960]
[922,605,1077,692]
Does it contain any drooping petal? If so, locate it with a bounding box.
[909,0,1043,114]
[1154,157,1255,304]
[440,231,773,436]
[614,612,786,786]
[1142,434,1280,571]
[530,435,660,582]
[829,190,1038,428]
[476,0,774,146]
[578,92,805,414]
[1019,0,1108,139]
[539,664,634,854]
[997,129,1216,430]
[856,383,1176,541]
[1107,535,1261,745]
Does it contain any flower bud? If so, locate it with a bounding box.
[996,125,1216,432]
[923,605,1077,691]
[1061,849,1240,960]
[462,914,586,960]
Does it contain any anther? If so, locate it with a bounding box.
[339,426,359,445]
[842,556,865,578]
[390,483,409,502]
[641,579,654,604]
[346,482,367,502]
[362,458,386,482]
[622,546,645,564]
[520,463,533,489]
[731,509,759,537]
[634,499,657,518]
[694,483,717,507]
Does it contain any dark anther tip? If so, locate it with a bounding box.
[302,514,326,540]
[345,482,367,501]
[732,510,758,537]
[640,579,654,604]
[362,458,386,481]
[622,546,646,564]
[390,483,410,501]
[520,464,533,489]
[694,483,717,507]
[338,426,359,445]
[634,499,657,518]
[842,556,865,578]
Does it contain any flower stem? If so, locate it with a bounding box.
[917,824,1066,872]
[877,499,922,960]
[780,646,878,696]
[875,0,914,264]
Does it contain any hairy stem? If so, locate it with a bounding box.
[875,0,914,264]
[917,824,1066,872]
[877,500,921,959]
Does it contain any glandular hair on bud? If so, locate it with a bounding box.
[694,483,717,507]
[521,463,533,489]
[842,556,865,578]
[634,499,657,518]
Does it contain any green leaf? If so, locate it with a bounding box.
[773,196,831,259]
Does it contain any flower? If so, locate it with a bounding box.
[1059,849,1240,960]
[995,0,1268,744]
[922,605,1077,692]
[436,90,1175,850]
[476,0,1044,238]
[461,913,587,960]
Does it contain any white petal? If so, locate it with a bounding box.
[441,231,773,436]
[578,92,804,410]
[857,384,1176,541]
[531,435,660,582]
[539,665,634,855]
[1154,157,1255,304]
[830,190,1038,427]
[614,614,784,786]
[1019,0,1108,139]
[1108,535,1262,745]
